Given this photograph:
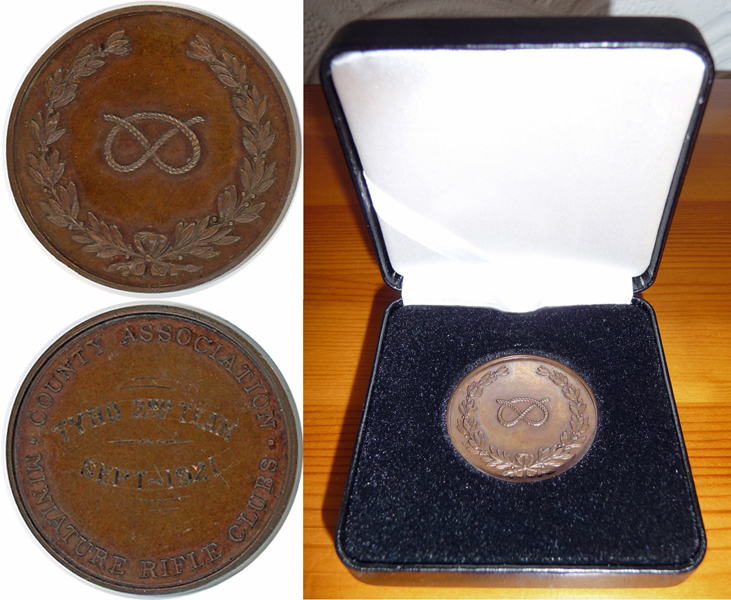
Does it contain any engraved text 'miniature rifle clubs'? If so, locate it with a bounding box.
[446,355,598,481]
[8,5,299,292]
[7,305,301,594]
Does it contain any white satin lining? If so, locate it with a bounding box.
[367,174,634,312]
[331,48,706,311]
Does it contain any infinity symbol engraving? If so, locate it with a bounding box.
[496,397,550,427]
[103,112,205,175]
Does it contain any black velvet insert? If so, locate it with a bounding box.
[337,299,704,572]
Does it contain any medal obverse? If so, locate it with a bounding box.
[7,5,299,292]
[446,355,597,481]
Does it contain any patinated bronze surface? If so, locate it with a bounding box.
[7,306,300,594]
[447,355,597,482]
[8,5,298,292]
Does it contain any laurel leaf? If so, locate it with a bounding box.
[176,222,196,247]
[217,185,238,219]
[187,49,211,62]
[187,246,219,259]
[49,151,64,184]
[107,30,126,44]
[75,67,96,78]
[38,201,52,216]
[253,163,277,194]
[257,98,268,120]
[29,168,45,187]
[198,223,222,243]
[255,177,276,195]
[194,216,211,237]
[106,262,127,273]
[58,184,73,213]
[221,47,234,68]
[96,248,127,259]
[231,55,241,73]
[46,113,60,131]
[46,197,66,217]
[69,186,80,219]
[39,156,52,180]
[86,228,108,245]
[87,211,100,231]
[234,57,247,87]
[232,96,254,122]
[216,234,242,247]
[242,127,257,144]
[233,213,259,225]
[263,161,276,181]
[212,65,238,88]
[252,158,265,186]
[242,138,258,156]
[240,161,253,192]
[45,68,63,97]
[47,84,65,105]
[260,132,276,152]
[71,234,94,244]
[55,159,67,184]
[46,128,66,145]
[110,223,125,247]
[46,215,73,228]
[30,120,42,146]
[53,84,78,109]
[542,461,564,468]
[194,34,213,53]
[109,41,131,57]
[75,43,94,62]
[107,260,144,276]
[235,202,265,223]
[48,149,59,170]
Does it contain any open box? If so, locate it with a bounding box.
[320,18,713,586]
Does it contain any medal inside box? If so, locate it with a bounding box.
[321,18,713,585]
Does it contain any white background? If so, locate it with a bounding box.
[0,1,302,598]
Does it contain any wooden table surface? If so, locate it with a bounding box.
[303,81,731,599]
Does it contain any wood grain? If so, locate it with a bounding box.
[303,80,731,599]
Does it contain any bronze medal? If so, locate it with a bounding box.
[7,5,299,292]
[447,355,597,481]
[7,306,300,594]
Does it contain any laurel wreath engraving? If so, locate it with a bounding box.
[456,364,590,478]
[27,31,277,277]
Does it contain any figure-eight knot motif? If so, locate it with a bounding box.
[103,112,205,175]
[496,396,550,427]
